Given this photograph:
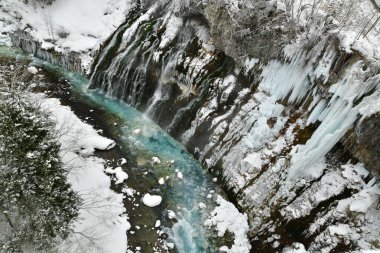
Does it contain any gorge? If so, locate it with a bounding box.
[1,0,380,252]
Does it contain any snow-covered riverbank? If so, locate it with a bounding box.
[0,0,134,71]
[40,96,130,253]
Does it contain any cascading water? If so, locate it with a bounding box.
[85,4,380,251]
[90,5,234,139]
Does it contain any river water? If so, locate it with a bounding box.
[0,45,228,253]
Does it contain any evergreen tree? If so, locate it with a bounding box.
[0,76,79,252]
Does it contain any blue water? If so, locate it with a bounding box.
[0,46,221,252]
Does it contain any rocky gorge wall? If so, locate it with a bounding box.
[10,31,84,73]
[9,1,380,252]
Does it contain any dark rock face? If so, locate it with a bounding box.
[201,1,290,64]
[10,31,84,73]
[351,113,380,175]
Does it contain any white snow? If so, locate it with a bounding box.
[27,66,38,74]
[142,193,162,207]
[158,177,165,185]
[38,97,129,253]
[119,157,127,165]
[282,243,309,253]
[0,0,133,71]
[158,13,183,49]
[167,210,177,219]
[42,97,116,156]
[328,224,350,236]
[133,128,142,135]
[244,58,259,74]
[167,242,175,249]
[220,246,230,252]
[105,167,129,185]
[1,0,131,52]
[81,135,116,151]
[198,202,206,209]
[349,186,379,214]
[176,171,183,179]
[152,156,161,164]
[204,195,251,253]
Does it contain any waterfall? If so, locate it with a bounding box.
[86,3,378,249]
[3,0,379,251]
[89,6,234,139]
[83,4,380,253]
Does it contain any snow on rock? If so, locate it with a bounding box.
[122,187,135,197]
[152,156,161,164]
[105,167,129,185]
[118,4,158,52]
[167,242,175,249]
[283,243,309,253]
[158,177,165,185]
[167,210,177,220]
[80,136,116,151]
[119,158,127,165]
[176,171,183,179]
[220,246,229,252]
[39,96,129,253]
[158,13,183,49]
[27,66,38,74]
[155,220,161,228]
[350,198,373,213]
[142,193,162,207]
[204,195,251,253]
[132,128,142,135]
[349,186,379,213]
[328,224,350,236]
[198,202,206,209]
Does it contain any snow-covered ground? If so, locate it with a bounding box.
[276,0,380,63]
[0,0,134,70]
[204,195,251,253]
[37,96,130,253]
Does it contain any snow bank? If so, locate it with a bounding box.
[1,0,131,52]
[0,0,133,71]
[204,195,251,253]
[41,98,115,156]
[38,97,129,253]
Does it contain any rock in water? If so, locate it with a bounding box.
[142,193,162,207]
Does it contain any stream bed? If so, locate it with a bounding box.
[0,45,230,253]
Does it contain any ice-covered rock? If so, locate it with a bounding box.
[105,167,129,185]
[27,66,38,74]
[142,193,162,207]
